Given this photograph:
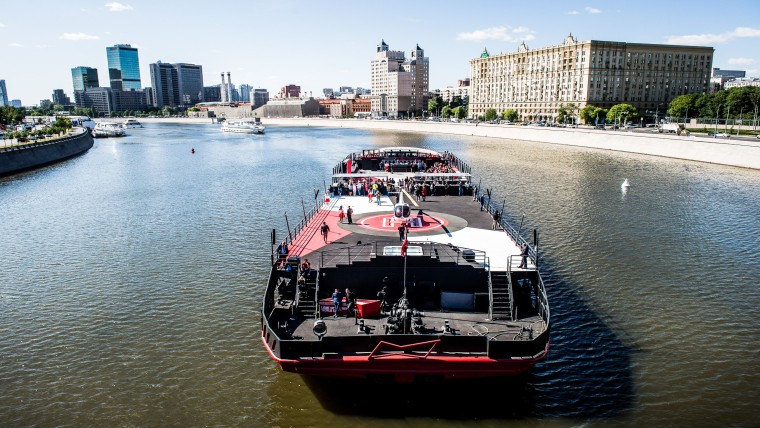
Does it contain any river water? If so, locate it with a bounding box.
[1,123,758,427]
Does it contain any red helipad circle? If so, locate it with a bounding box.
[358,213,448,233]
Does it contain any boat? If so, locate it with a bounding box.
[91,121,126,138]
[123,118,143,128]
[622,178,630,189]
[261,147,550,382]
[220,119,265,134]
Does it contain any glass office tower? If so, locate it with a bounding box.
[71,67,100,91]
[106,44,141,90]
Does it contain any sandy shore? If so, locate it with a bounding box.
[134,117,760,170]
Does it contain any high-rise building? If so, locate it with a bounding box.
[0,80,8,106]
[71,66,100,92]
[469,34,714,121]
[39,99,53,109]
[370,40,429,118]
[278,84,300,98]
[75,88,114,116]
[10,100,22,108]
[203,85,221,102]
[106,44,141,90]
[52,89,71,106]
[150,62,204,108]
[713,68,745,79]
[252,88,269,107]
[238,84,252,102]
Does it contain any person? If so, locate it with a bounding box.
[346,206,353,224]
[472,186,478,202]
[332,288,342,318]
[397,221,406,242]
[377,285,389,313]
[338,206,345,223]
[320,221,330,243]
[300,258,311,276]
[492,210,501,230]
[479,194,485,211]
[345,288,356,318]
[519,242,529,269]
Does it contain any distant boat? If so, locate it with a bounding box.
[123,119,143,128]
[622,178,630,188]
[221,120,265,134]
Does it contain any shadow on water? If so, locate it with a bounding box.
[292,262,635,421]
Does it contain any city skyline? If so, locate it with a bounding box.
[1,0,759,105]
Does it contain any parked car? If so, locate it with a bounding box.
[709,132,731,138]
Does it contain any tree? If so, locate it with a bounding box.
[484,108,498,121]
[441,106,452,118]
[449,96,463,109]
[668,94,698,119]
[502,109,520,123]
[606,104,638,125]
[427,96,442,116]
[580,105,598,124]
[556,104,571,124]
[452,106,466,120]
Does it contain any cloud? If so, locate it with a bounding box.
[585,6,602,14]
[105,2,133,12]
[8,42,23,47]
[457,26,535,43]
[666,26,760,45]
[728,57,756,66]
[60,32,100,41]
[0,23,6,27]
[567,10,579,15]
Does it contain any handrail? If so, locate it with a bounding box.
[317,240,489,267]
[487,270,494,320]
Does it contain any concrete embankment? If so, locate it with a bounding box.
[0,129,94,177]
[139,117,760,170]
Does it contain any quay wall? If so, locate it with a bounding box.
[0,129,94,177]
[137,117,760,170]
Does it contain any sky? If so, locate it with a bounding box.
[1,0,759,105]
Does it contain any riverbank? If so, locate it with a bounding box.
[136,117,760,170]
[0,127,94,176]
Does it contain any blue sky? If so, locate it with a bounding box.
[2,0,759,105]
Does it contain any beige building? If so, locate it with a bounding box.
[370,40,429,118]
[440,78,470,103]
[469,34,714,122]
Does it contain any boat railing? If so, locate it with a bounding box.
[487,270,494,320]
[318,241,488,268]
[0,127,88,153]
[476,187,537,263]
[272,198,322,264]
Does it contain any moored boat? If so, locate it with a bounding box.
[261,147,550,382]
[92,121,126,138]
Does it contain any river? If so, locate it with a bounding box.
[1,123,758,427]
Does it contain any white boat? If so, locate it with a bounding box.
[123,119,143,128]
[621,178,630,189]
[221,120,265,134]
[92,121,126,138]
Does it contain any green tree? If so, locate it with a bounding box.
[452,106,466,119]
[449,96,463,109]
[427,96,443,116]
[484,108,498,121]
[441,106,452,118]
[580,105,597,124]
[556,104,570,124]
[502,109,520,123]
[668,94,698,119]
[607,104,638,126]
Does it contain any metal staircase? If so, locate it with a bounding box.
[490,271,513,320]
[296,270,318,319]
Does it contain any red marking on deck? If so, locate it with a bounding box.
[290,209,352,257]
[358,214,447,233]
